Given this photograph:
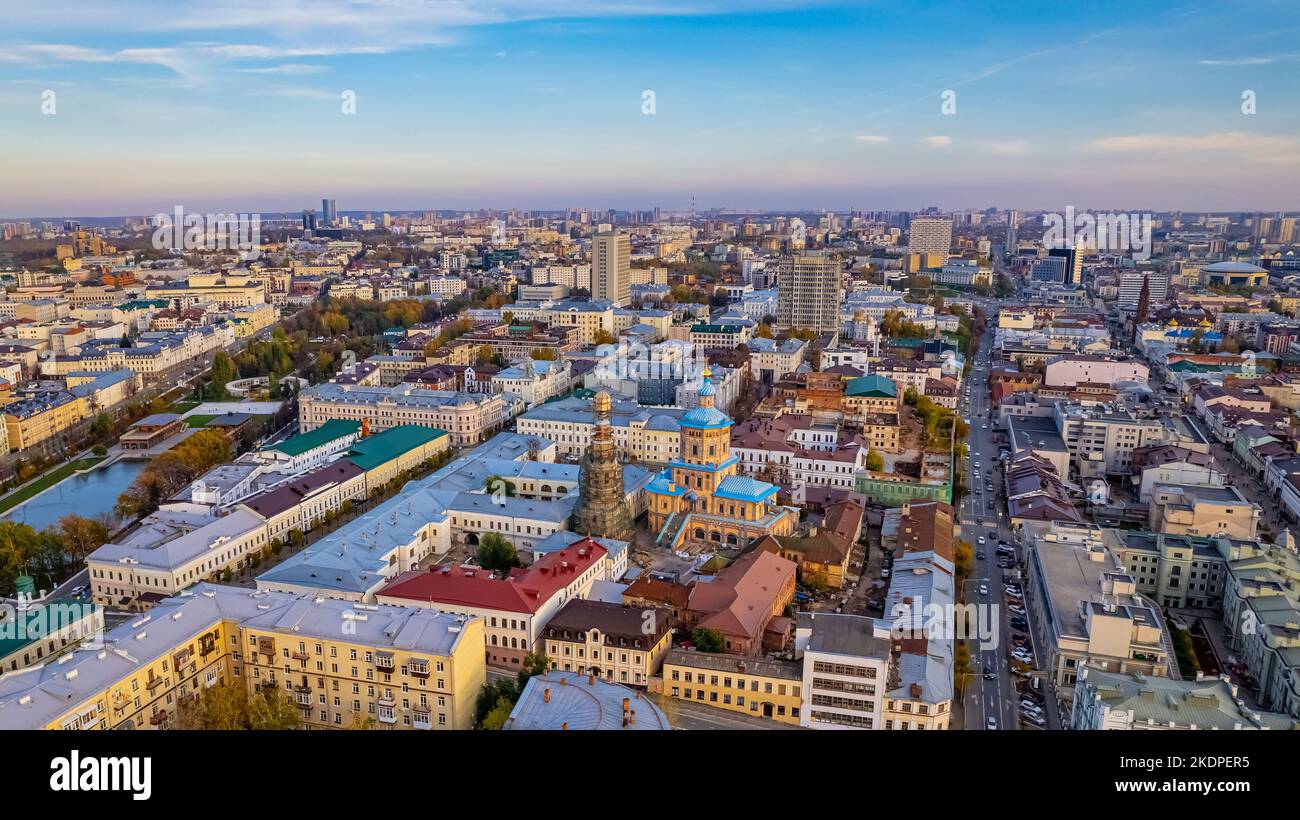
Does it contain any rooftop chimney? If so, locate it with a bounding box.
[544,688,550,704]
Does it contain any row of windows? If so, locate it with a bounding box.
[669,669,791,695]
[672,687,797,715]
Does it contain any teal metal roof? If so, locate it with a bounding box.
[347,425,446,471]
[845,374,898,398]
[270,419,361,457]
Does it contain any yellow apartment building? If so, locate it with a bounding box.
[659,649,803,724]
[0,583,485,731]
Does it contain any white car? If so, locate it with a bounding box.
[986,716,998,730]
[979,583,989,595]
[977,536,986,545]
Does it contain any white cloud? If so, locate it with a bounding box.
[1199,54,1300,66]
[923,135,952,147]
[853,134,889,143]
[984,140,1028,155]
[234,64,328,75]
[1090,131,1294,154]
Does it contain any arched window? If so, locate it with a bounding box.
[694,528,705,540]
[710,530,722,542]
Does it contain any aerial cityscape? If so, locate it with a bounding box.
[0,2,1297,758]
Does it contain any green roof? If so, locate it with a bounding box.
[0,601,99,660]
[347,424,446,471]
[845,374,898,398]
[269,418,361,457]
[691,323,743,334]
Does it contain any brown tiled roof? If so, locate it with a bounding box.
[621,576,690,610]
[543,599,671,647]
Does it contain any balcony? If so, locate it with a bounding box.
[145,676,165,691]
[291,650,311,661]
[258,678,279,691]
[412,714,432,730]
[149,709,169,726]
[377,710,397,725]
[374,653,395,672]
[408,661,429,678]
[377,692,396,707]
[294,693,313,709]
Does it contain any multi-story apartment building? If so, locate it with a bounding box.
[776,251,841,333]
[1043,354,1149,388]
[660,648,804,724]
[297,382,519,447]
[542,599,673,687]
[1220,532,1300,718]
[591,232,631,306]
[1053,404,1182,477]
[516,394,686,463]
[1071,666,1297,730]
[908,216,952,258]
[538,300,615,345]
[1147,483,1260,540]
[378,538,614,669]
[1024,530,1172,709]
[3,390,88,451]
[0,583,485,731]
[1103,528,1233,610]
[88,508,271,609]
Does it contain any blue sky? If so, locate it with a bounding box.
[2,0,1299,216]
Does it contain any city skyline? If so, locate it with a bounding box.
[3,1,1300,215]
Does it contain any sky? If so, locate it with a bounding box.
[2,0,1299,216]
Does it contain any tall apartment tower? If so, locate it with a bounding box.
[591,231,631,306]
[1119,270,1169,307]
[777,250,841,333]
[908,216,953,258]
[321,198,337,226]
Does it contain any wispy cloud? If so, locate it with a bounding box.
[234,64,329,75]
[984,140,1029,155]
[1198,53,1300,65]
[853,135,889,144]
[1089,131,1293,154]
[923,136,952,148]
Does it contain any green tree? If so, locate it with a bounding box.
[864,449,884,472]
[57,514,113,566]
[476,532,518,572]
[691,627,726,653]
[90,413,111,439]
[208,351,238,399]
[174,681,301,730]
[481,696,514,730]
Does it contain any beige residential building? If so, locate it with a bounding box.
[0,583,485,731]
[1025,531,1172,709]
[1148,484,1260,540]
[592,232,631,306]
[776,251,841,333]
[542,599,673,687]
[88,509,271,609]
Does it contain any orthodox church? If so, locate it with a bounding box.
[647,368,796,552]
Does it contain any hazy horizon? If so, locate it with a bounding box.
[3,0,1299,214]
